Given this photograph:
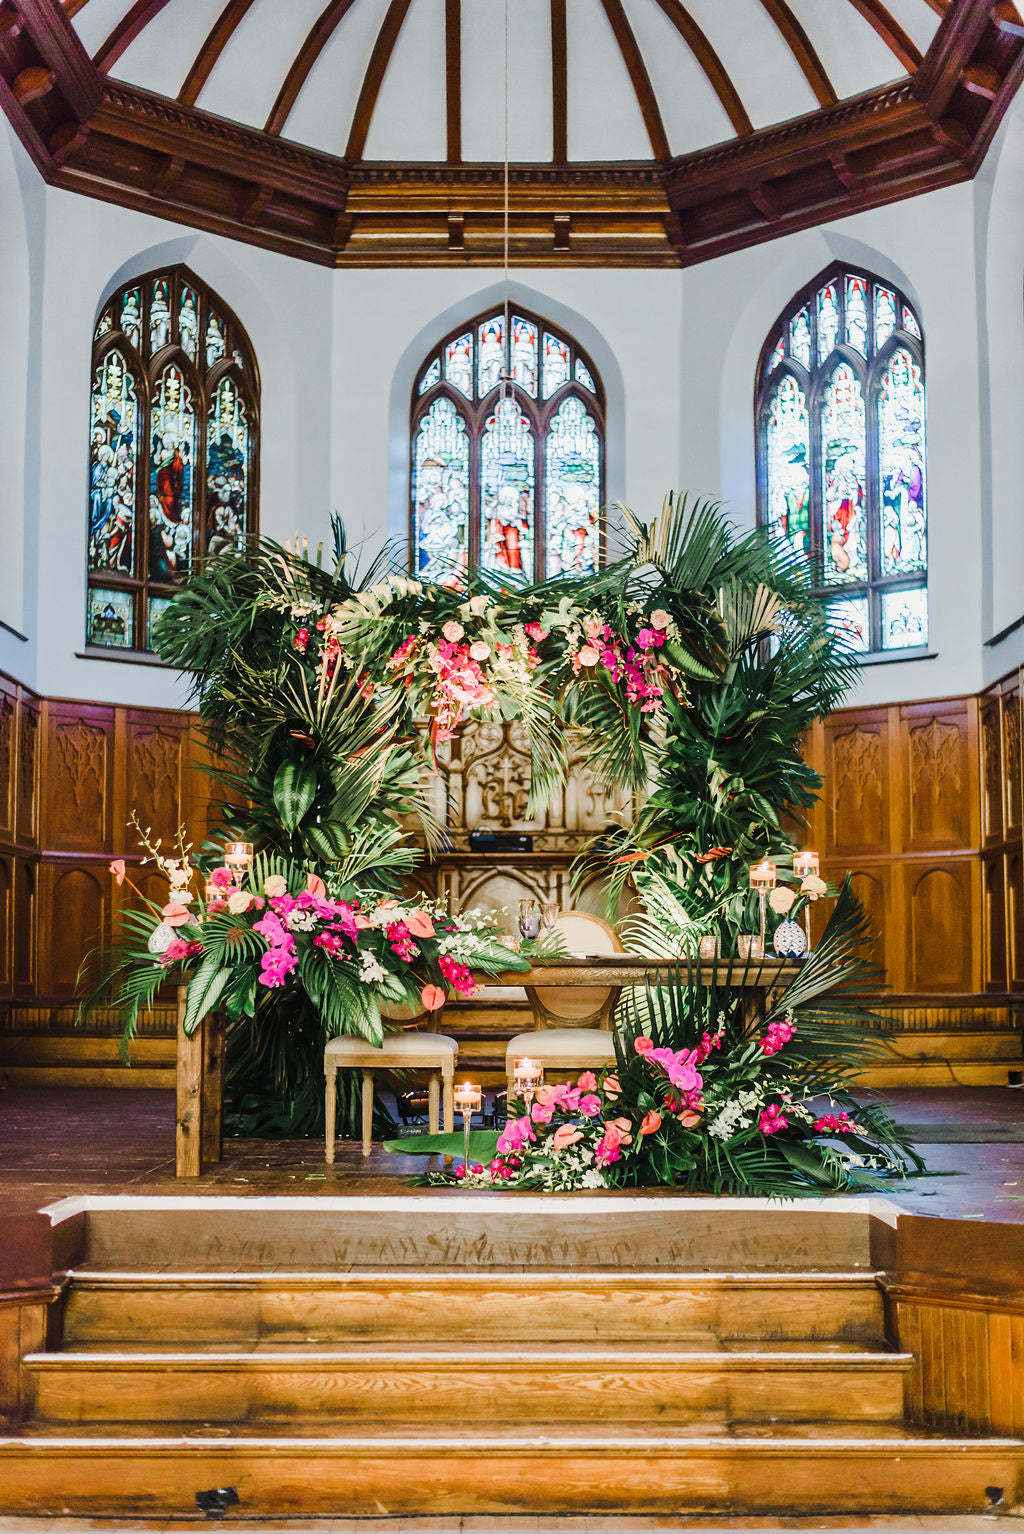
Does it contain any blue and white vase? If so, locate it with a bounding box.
[773,919,807,959]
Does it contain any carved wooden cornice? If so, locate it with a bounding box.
[0,0,1020,267]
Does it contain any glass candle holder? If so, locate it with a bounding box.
[512,1055,544,1108]
[749,861,776,946]
[453,1081,483,1172]
[518,899,542,942]
[737,934,765,960]
[223,841,253,888]
[698,934,718,962]
[793,851,819,952]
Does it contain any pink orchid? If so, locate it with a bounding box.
[530,1102,555,1124]
[578,1094,602,1117]
[496,1114,536,1154]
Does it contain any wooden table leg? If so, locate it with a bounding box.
[361,1069,374,1157]
[175,986,201,1179]
[442,1072,454,1134]
[325,1065,336,1165]
[427,1073,440,1136]
[200,1010,225,1168]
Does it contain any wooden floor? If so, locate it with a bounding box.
[1,1084,1024,1221]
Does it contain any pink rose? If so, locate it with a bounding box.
[650,609,671,630]
[634,1037,654,1055]
[442,620,464,642]
[305,873,326,897]
[469,641,490,662]
[421,984,446,1010]
[639,1110,662,1137]
[551,1125,583,1152]
[161,903,191,927]
[577,1071,598,1091]
[577,645,600,667]
[405,909,435,939]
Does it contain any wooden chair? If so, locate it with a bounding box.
[508,909,624,1098]
[324,1032,458,1161]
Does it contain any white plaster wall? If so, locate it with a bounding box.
[4,107,1022,714]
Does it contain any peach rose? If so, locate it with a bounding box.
[551,1125,583,1152]
[577,645,600,666]
[161,903,191,927]
[442,620,464,642]
[305,873,327,898]
[405,909,435,939]
[800,874,827,900]
[263,874,288,899]
[469,641,490,662]
[421,984,446,1010]
[650,609,671,630]
[639,1110,662,1137]
[227,890,252,914]
[769,886,796,915]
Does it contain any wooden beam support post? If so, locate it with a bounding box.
[175,985,226,1178]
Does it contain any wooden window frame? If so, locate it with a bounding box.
[410,304,606,585]
[754,262,927,655]
[87,263,260,655]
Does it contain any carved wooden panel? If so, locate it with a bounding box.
[126,714,188,846]
[824,715,887,855]
[897,1298,1024,1438]
[1004,688,1022,837]
[44,705,114,854]
[981,699,1004,845]
[12,859,34,994]
[908,863,974,993]
[849,869,888,985]
[15,698,38,846]
[40,864,107,997]
[0,854,10,993]
[902,704,973,852]
[0,682,14,841]
[1009,850,1024,992]
[984,852,1008,991]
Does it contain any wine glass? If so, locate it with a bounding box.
[518,899,542,942]
[541,901,559,937]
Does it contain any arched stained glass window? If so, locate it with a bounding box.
[756,265,927,654]
[411,306,604,586]
[87,265,259,653]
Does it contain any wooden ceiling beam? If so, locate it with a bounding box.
[179,0,258,109]
[915,0,1009,118]
[93,0,176,73]
[14,0,101,116]
[444,0,460,162]
[841,0,922,73]
[551,0,567,162]
[598,0,669,161]
[648,0,753,137]
[265,0,361,138]
[757,0,837,108]
[345,0,415,162]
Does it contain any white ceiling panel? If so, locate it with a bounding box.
[566,0,649,160]
[286,0,393,156]
[194,0,328,131]
[70,0,136,59]
[462,0,554,163]
[113,0,218,99]
[683,0,817,131]
[364,0,447,160]
[784,0,915,101]
[879,0,943,58]
[627,0,735,157]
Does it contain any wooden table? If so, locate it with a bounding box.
[174,958,800,1178]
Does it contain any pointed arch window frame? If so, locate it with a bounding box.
[410,305,606,586]
[755,263,927,657]
[87,263,260,655]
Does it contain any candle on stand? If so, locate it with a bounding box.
[748,860,776,950]
[223,842,253,887]
[453,1081,483,1174]
[793,850,820,951]
[512,1055,543,1108]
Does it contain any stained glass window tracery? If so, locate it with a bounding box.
[87,266,259,653]
[756,265,927,653]
[410,307,604,586]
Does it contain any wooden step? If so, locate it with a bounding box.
[23,1343,912,1425]
[0,1065,175,1089]
[853,1060,1024,1088]
[0,1425,1020,1516]
[62,1270,885,1347]
[0,1036,175,1065]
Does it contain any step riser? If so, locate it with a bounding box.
[28,1363,908,1426]
[63,1284,885,1347]
[0,1444,1019,1517]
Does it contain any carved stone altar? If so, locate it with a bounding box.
[407,720,636,923]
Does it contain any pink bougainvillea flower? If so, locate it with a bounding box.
[305,873,327,898]
[421,984,446,1011]
[161,903,191,927]
[109,859,127,885]
[405,909,435,939]
[551,1125,583,1152]
[633,1037,654,1055]
[639,1110,662,1137]
[209,865,234,890]
[577,1071,598,1091]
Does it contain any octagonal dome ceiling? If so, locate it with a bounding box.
[1,0,1021,265]
[68,0,944,163]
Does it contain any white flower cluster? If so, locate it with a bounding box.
[541,1138,607,1192]
[358,951,387,985]
[707,1088,763,1141]
[284,907,319,933]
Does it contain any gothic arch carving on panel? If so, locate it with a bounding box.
[907,715,965,848]
[831,725,883,847]
[50,867,105,994]
[849,869,886,982]
[910,866,968,993]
